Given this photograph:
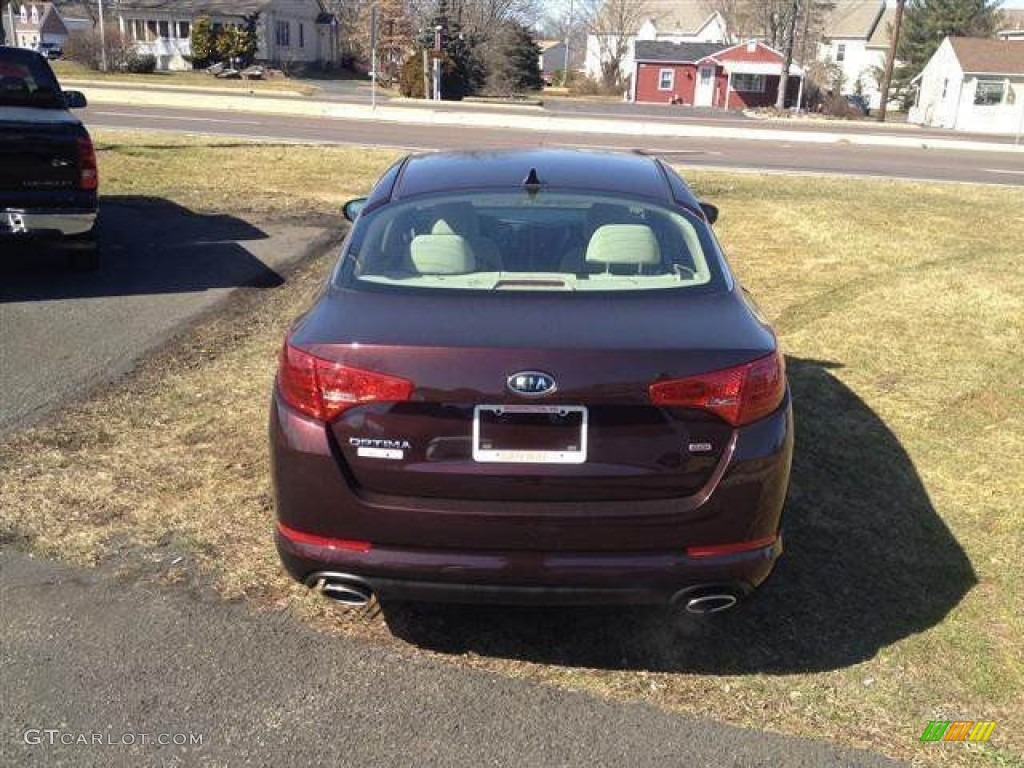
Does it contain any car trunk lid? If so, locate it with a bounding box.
[293,288,774,504]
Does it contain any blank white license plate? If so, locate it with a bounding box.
[472,404,587,464]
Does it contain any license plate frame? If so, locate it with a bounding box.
[472,404,588,464]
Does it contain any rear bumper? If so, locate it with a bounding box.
[277,529,781,605]
[271,391,793,604]
[2,208,96,239]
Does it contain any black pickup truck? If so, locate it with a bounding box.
[1,45,99,269]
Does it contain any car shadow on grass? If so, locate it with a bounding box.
[381,357,977,674]
[0,196,282,303]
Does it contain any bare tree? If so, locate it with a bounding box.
[704,0,833,55]
[449,0,541,36]
[581,0,649,89]
[541,3,588,71]
[376,0,416,83]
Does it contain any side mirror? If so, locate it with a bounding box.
[64,90,87,109]
[699,202,719,225]
[343,198,367,222]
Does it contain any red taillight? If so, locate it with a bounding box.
[76,136,98,190]
[649,351,785,427]
[686,534,778,558]
[277,522,371,553]
[277,341,414,422]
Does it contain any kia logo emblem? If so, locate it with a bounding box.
[507,371,557,397]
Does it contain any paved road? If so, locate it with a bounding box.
[0,200,331,434]
[86,77,1021,145]
[80,104,1024,186]
[0,552,905,768]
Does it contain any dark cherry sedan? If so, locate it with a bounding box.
[270,149,793,613]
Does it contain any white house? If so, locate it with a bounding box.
[584,0,730,87]
[817,0,896,109]
[909,36,1024,135]
[6,2,70,49]
[997,9,1024,41]
[113,0,339,71]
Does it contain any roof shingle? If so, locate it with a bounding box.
[823,0,886,39]
[949,36,1024,75]
[634,40,724,63]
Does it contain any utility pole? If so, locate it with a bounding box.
[370,4,377,110]
[432,24,442,100]
[877,0,906,122]
[6,1,15,46]
[97,0,108,71]
[563,0,574,81]
[775,0,799,110]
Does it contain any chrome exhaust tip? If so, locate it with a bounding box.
[304,571,374,607]
[671,585,742,614]
[683,593,738,614]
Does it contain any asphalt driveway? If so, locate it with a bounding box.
[0,552,905,768]
[0,198,334,434]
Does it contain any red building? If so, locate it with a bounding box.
[633,40,804,109]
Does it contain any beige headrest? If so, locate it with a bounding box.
[431,203,480,236]
[585,224,660,266]
[410,234,476,274]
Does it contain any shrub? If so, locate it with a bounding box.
[567,73,608,96]
[398,54,425,98]
[821,92,863,119]
[122,53,157,74]
[63,26,138,72]
[190,16,215,68]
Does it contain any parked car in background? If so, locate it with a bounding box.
[0,46,98,269]
[271,149,793,613]
[34,42,64,60]
[845,93,870,116]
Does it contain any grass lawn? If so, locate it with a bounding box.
[1,132,1021,766]
[51,59,322,96]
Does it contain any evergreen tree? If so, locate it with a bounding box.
[422,0,485,100]
[190,16,216,68]
[215,15,260,67]
[484,22,542,95]
[897,0,1002,76]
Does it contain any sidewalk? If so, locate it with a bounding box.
[70,80,1024,155]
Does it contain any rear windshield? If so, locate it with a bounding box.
[336,192,725,293]
[0,49,63,108]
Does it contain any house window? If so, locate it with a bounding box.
[178,21,190,39]
[19,5,27,23]
[299,22,304,48]
[732,73,766,92]
[158,20,170,38]
[941,78,947,99]
[836,43,846,63]
[658,68,674,91]
[146,20,158,40]
[275,20,290,47]
[974,79,1007,105]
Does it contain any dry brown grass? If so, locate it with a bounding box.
[1,136,1021,766]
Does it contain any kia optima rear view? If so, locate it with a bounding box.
[270,149,793,613]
